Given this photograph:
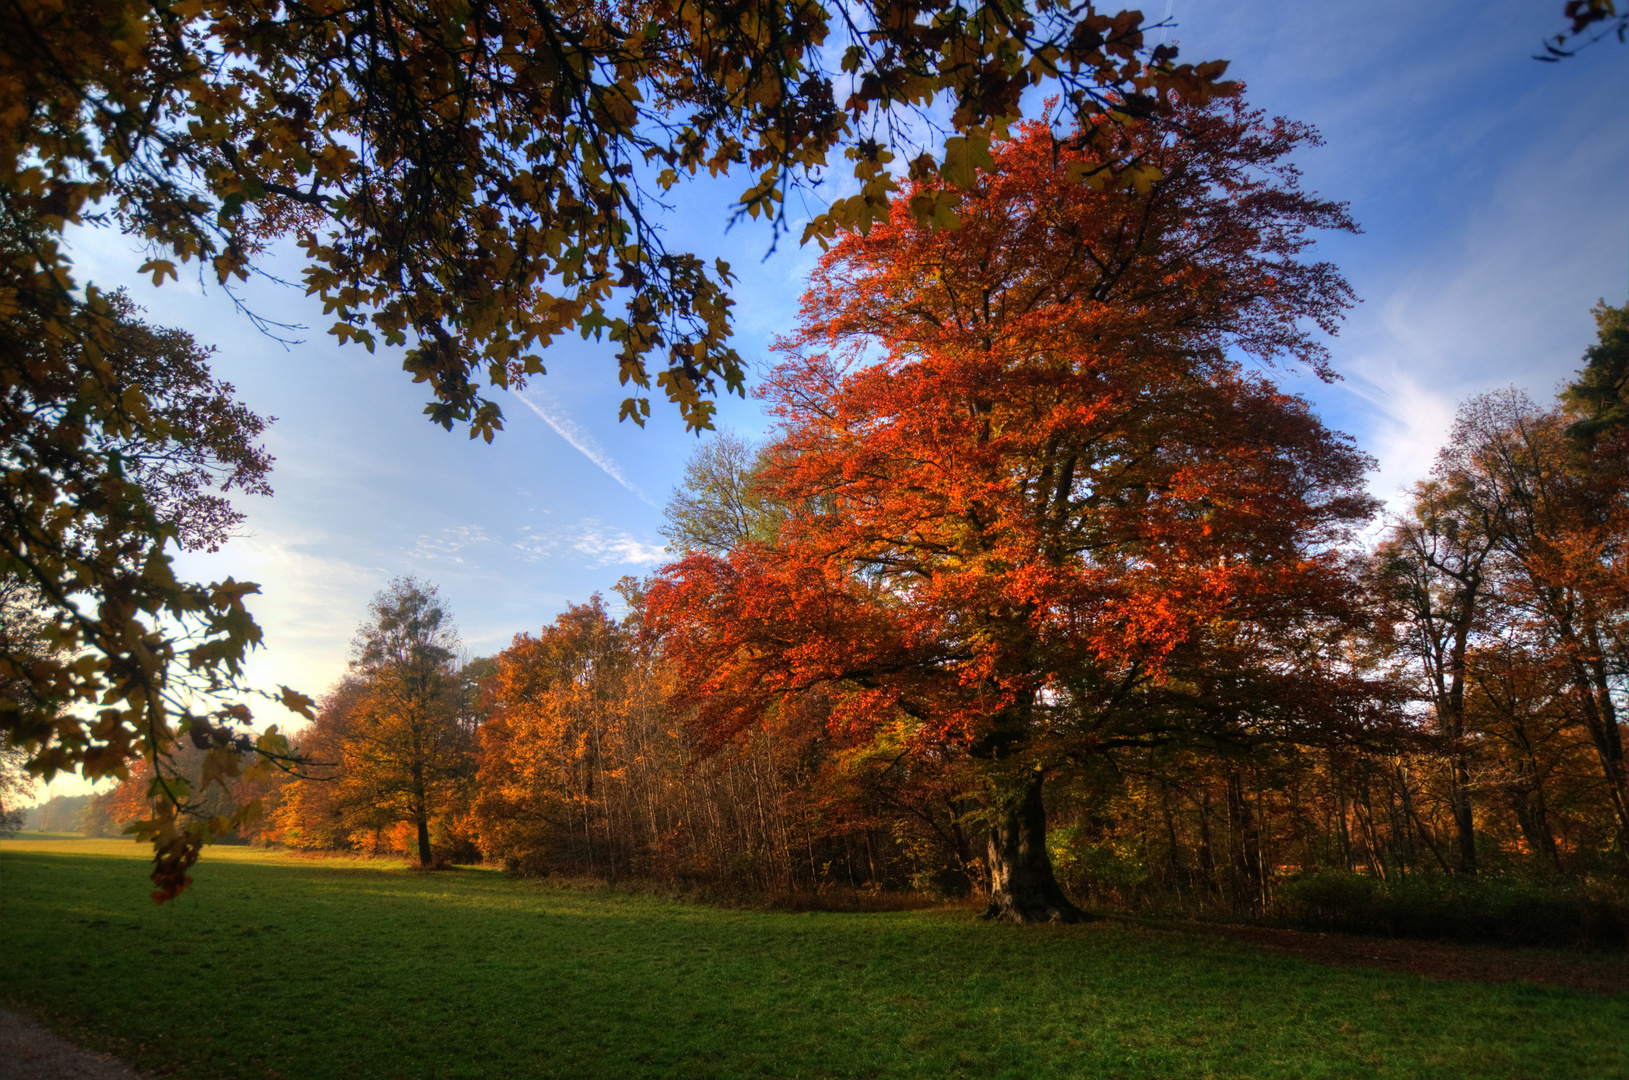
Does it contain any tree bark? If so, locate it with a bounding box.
[1226,772,1264,916]
[981,770,1086,924]
[415,811,433,868]
[412,763,433,868]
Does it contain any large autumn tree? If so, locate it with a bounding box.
[647,93,1380,922]
[2,0,1233,886]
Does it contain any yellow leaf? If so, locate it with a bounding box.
[139,259,177,285]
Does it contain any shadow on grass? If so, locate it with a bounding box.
[4,847,1627,1080]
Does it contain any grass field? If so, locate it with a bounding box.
[3,835,1627,1079]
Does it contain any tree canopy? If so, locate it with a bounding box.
[4,0,1233,438]
[0,286,294,899]
[342,578,475,867]
[645,95,1382,921]
[1,0,1234,892]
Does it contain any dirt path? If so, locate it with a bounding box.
[1207,923,1629,994]
[0,1011,149,1080]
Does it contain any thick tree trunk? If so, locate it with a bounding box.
[981,771,1086,924]
[415,812,433,868]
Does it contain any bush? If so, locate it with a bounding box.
[1279,869,1377,925]
[1278,869,1626,949]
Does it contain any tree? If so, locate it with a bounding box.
[0,734,28,836]
[660,431,786,556]
[4,0,1232,437]
[1371,475,1504,872]
[3,0,1233,886]
[1562,302,1629,442]
[1435,389,1629,858]
[474,594,639,874]
[646,96,1379,922]
[342,578,473,867]
[0,284,300,899]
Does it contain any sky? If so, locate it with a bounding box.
[29,0,1629,801]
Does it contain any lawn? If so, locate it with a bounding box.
[3,836,1626,1079]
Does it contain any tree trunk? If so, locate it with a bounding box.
[981,770,1085,924]
[1448,752,1477,873]
[411,764,433,868]
[1226,772,1264,917]
[415,811,433,868]
[1196,787,1219,894]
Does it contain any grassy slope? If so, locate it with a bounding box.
[2,837,1626,1080]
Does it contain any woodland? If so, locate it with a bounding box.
[3,0,1629,960]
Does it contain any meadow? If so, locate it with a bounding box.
[3,835,1627,1080]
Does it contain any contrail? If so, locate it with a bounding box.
[511,389,657,507]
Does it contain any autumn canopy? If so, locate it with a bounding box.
[645,97,1383,921]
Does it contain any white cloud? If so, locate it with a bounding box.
[572,525,668,567]
[1330,98,1628,514]
[409,525,492,564]
[507,520,666,567]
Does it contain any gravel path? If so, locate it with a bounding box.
[0,1011,148,1080]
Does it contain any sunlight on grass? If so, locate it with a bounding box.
[4,841,1626,1080]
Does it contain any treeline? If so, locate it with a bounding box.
[79,306,1629,946]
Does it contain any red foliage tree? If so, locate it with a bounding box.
[646,95,1383,922]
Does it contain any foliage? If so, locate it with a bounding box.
[475,587,912,892]
[0,734,27,835]
[87,737,289,841]
[2,0,1233,439]
[7,841,1629,1080]
[659,431,786,555]
[1539,0,1628,59]
[0,0,1234,897]
[1562,302,1629,441]
[332,578,477,865]
[647,93,1379,922]
[0,279,303,899]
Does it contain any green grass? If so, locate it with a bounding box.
[3,839,1627,1079]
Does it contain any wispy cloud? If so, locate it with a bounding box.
[510,389,656,506]
[409,525,492,564]
[511,520,666,567]
[572,524,667,567]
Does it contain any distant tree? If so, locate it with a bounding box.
[1437,390,1629,858]
[475,595,638,874]
[22,792,94,833]
[661,432,787,556]
[268,678,371,851]
[1371,474,1505,873]
[1562,302,1629,442]
[340,579,474,867]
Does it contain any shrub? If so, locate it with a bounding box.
[1278,869,1626,949]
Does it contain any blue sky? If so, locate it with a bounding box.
[33,0,1628,800]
